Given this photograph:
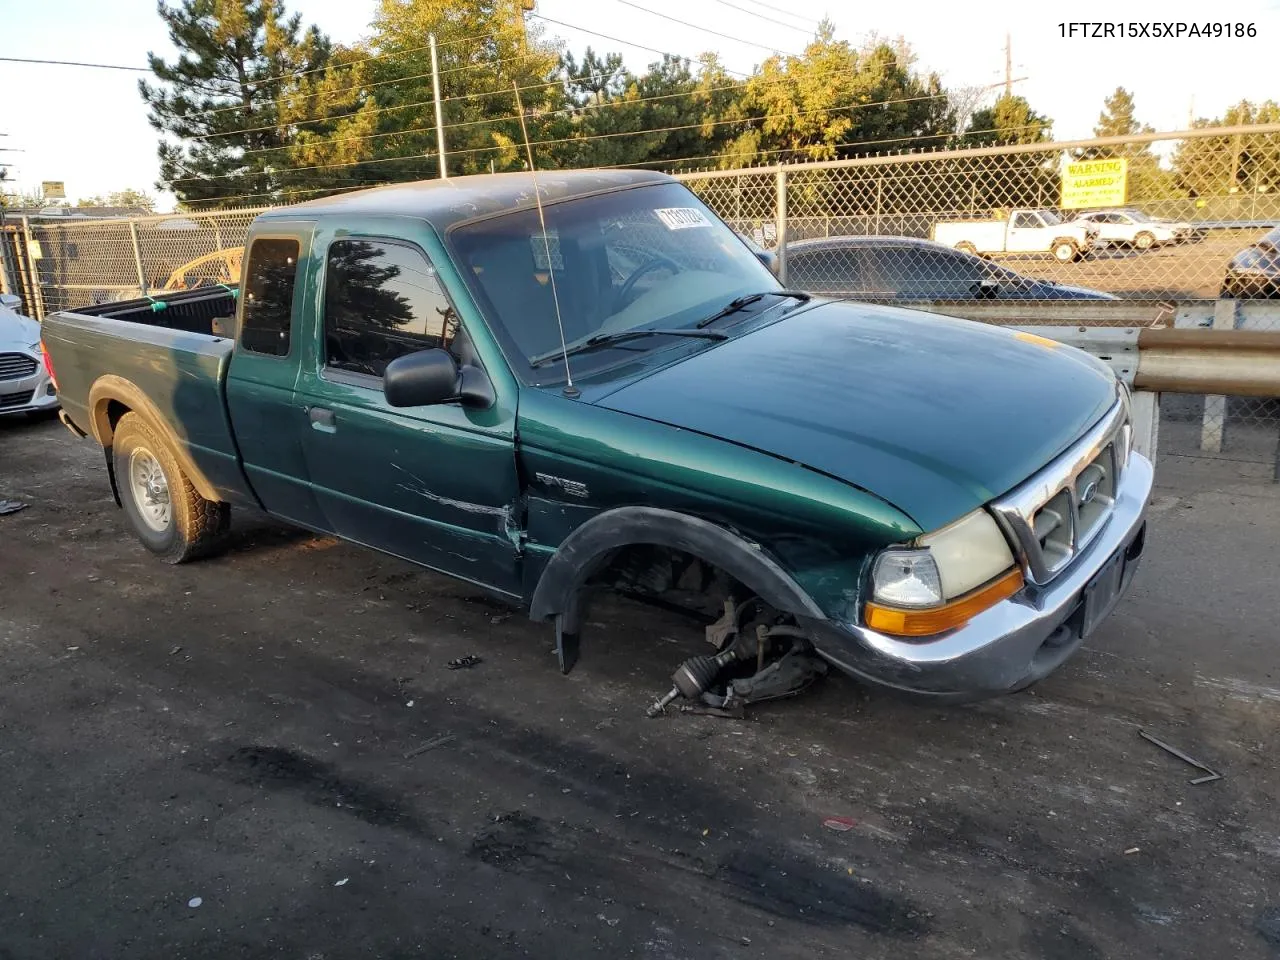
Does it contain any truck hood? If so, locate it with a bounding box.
[594,301,1117,531]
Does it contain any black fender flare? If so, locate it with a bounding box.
[87,374,223,505]
[528,506,825,626]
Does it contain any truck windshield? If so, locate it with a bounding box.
[448,181,778,382]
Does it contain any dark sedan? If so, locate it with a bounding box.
[1221,225,1280,298]
[784,236,1116,301]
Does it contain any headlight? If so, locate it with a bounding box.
[865,509,1023,637]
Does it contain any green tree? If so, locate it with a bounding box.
[717,25,953,164]
[1094,86,1143,138]
[140,0,376,208]
[77,189,158,211]
[1174,100,1280,201]
[1082,87,1180,203]
[963,93,1052,145]
[360,0,562,179]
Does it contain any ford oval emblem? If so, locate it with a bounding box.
[1079,478,1100,505]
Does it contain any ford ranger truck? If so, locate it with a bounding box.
[42,170,1152,701]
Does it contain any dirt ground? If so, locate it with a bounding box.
[2,413,1279,960]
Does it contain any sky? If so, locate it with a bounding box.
[1,0,1276,212]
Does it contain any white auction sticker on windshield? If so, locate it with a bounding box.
[655,207,712,230]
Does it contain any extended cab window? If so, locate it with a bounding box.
[323,239,459,379]
[240,238,300,356]
[1012,212,1038,229]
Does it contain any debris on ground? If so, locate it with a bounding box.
[1139,730,1223,784]
[1124,847,1141,855]
[822,816,858,832]
[404,734,456,759]
[334,878,349,887]
[187,897,202,908]
[0,499,27,516]
[447,654,483,670]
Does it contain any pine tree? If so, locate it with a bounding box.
[963,94,1052,146]
[140,0,376,207]
[1094,87,1142,138]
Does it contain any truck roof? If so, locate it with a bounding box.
[256,169,674,232]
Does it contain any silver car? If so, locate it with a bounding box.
[0,293,59,417]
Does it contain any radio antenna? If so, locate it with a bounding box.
[513,81,576,397]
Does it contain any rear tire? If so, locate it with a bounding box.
[1133,231,1155,251]
[1052,239,1079,263]
[112,412,230,564]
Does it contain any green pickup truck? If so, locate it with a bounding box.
[42,170,1152,702]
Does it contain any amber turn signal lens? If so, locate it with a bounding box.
[864,567,1025,638]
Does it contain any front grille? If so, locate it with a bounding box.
[0,353,38,381]
[992,399,1130,585]
[0,388,35,409]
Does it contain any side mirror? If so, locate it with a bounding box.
[383,348,494,410]
[754,249,778,276]
[0,293,22,310]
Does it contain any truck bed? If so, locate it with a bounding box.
[42,288,251,503]
[68,287,238,337]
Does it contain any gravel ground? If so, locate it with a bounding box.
[2,413,1279,959]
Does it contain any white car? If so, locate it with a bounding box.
[1072,208,1193,249]
[0,293,59,418]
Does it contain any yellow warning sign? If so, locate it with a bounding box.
[1061,158,1127,209]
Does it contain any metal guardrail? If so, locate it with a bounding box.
[918,298,1280,477]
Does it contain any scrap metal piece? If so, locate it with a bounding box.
[447,654,483,670]
[1139,729,1223,784]
[0,499,27,516]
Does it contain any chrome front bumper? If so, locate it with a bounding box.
[806,451,1154,700]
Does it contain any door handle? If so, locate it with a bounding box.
[308,406,337,432]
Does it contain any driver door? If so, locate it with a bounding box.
[294,233,522,596]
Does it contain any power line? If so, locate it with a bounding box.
[229,61,875,160]
[528,13,752,78]
[0,56,148,72]
[730,0,822,25]
[613,0,802,57]
[182,45,545,123]
[188,11,765,144]
[173,85,952,186]
[708,0,816,34]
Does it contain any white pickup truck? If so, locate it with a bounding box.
[933,209,1099,263]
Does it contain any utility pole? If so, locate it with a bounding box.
[1004,33,1012,97]
[429,33,447,179]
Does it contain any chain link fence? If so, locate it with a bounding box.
[9,207,265,317]
[3,126,1276,475]
[679,126,1280,475]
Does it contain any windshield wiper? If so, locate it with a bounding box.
[530,328,728,368]
[696,290,811,328]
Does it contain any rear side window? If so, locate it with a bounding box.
[323,239,458,378]
[1012,213,1037,228]
[788,249,862,293]
[240,238,300,356]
